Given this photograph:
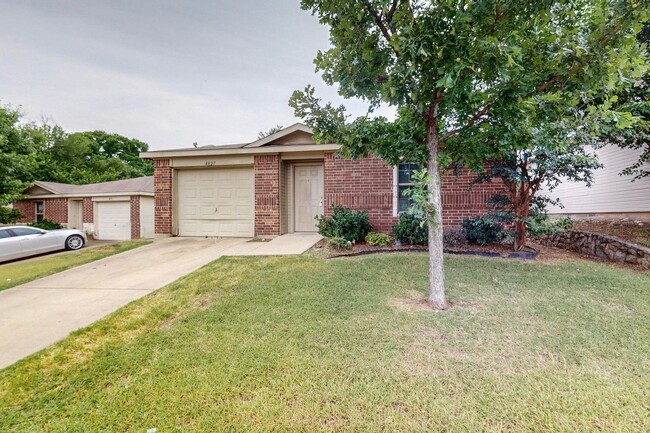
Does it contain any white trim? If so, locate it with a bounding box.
[24,192,153,199]
[140,143,341,159]
[392,166,399,217]
[244,123,313,148]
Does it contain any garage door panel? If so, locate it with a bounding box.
[97,201,131,240]
[177,167,254,237]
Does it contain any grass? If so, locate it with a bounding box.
[0,239,152,291]
[0,253,648,432]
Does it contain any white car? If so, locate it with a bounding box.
[0,226,87,263]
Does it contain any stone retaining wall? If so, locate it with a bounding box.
[538,230,650,268]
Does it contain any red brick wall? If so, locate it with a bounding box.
[130,195,141,239]
[83,197,94,223]
[324,153,397,233]
[14,198,68,224]
[323,153,505,233]
[13,200,35,222]
[441,168,505,226]
[254,155,281,236]
[154,159,173,235]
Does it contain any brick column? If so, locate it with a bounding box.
[130,195,141,239]
[254,154,281,236]
[83,197,94,223]
[154,159,173,235]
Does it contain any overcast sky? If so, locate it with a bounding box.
[0,0,387,150]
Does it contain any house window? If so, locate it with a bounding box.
[35,201,44,222]
[395,163,424,214]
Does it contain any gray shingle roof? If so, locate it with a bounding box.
[34,176,153,196]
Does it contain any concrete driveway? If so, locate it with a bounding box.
[0,234,321,369]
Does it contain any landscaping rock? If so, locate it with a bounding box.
[538,230,650,269]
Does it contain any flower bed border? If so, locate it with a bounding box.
[326,247,539,260]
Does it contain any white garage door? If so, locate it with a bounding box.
[177,167,254,237]
[96,201,131,240]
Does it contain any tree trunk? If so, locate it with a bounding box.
[514,219,526,251]
[426,115,448,310]
[512,191,530,252]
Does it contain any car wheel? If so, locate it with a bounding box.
[65,235,85,251]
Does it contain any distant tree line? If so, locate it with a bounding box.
[0,104,153,207]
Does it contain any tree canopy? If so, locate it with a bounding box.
[290,0,649,309]
[0,104,153,205]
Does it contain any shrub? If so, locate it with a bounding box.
[326,236,352,250]
[392,212,428,245]
[527,215,574,237]
[461,215,503,245]
[443,228,467,247]
[316,205,372,242]
[0,207,22,224]
[29,219,63,230]
[365,232,392,246]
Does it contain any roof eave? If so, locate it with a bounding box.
[140,143,341,159]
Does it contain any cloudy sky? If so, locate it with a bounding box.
[0,0,386,150]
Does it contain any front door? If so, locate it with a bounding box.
[294,164,324,232]
[68,200,83,230]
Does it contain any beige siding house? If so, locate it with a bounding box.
[543,145,650,221]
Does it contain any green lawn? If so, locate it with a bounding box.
[0,239,152,291]
[0,254,648,432]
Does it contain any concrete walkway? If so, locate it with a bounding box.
[0,234,321,369]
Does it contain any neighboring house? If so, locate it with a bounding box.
[13,177,155,240]
[141,124,503,238]
[543,145,650,222]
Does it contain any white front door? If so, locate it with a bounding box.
[96,201,131,240]
[68,200,83,230]
[294,164,324,232]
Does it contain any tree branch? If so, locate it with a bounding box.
[439,102,494,142]
[361,0,400,57]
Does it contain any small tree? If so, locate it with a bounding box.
[257,125,284,139]
[474,145,601,251]
[291,0,649,309]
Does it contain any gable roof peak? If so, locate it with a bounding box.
[244,123,313,148]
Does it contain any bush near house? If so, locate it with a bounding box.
[29,219,63,230]
[462,215,503,245]
[392,212,428,246]
[326,236,352,250]
[365,232,392,246]
[316,205,372,242]
[527,215,575,238]
[443,228,468,247]
[0,207,21,224]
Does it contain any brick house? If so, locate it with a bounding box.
[140,124,504,238]
[13,177,155,240]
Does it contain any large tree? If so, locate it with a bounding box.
[604,21,650,180]
[0,103,154,205]
[290,0,648,309]
[34,130,153,184]
[0,105,37,205]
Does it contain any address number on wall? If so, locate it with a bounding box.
[205,161,217,166]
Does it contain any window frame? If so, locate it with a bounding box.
[392,163,424,216]
[35,201,44,223]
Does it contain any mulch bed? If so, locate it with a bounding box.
[574,220,650,248]
[322,240,539,260]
